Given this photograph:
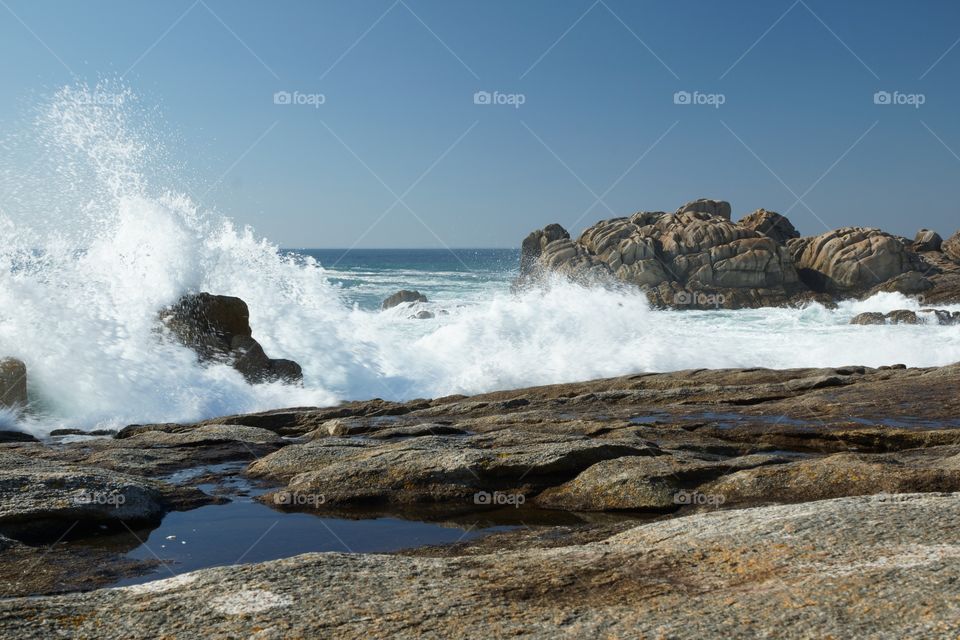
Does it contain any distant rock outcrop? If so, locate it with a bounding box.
[161,293,302,384]
[517,199,960,308]
[381,290,428,310]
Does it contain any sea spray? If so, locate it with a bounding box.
[1,84,959,433]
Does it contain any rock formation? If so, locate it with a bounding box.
[518,199,960,308]
[160,293,302,384]
[381,290,428,310]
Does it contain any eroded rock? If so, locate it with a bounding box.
[160,293,302,384]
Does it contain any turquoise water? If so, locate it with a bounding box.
[291,248,519,311]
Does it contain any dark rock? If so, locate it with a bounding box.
[850,309,960,326]
[160,293,302,384]
[913,228,943,252]
[410,310,435,319]
[0,431,37,443]
[736,209,800,245]
[0,358,27,409]
[381,290,427,310]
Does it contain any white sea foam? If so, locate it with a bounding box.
[1,84,958,434]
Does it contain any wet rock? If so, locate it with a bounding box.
[850,311,886,325]
[410,310,435,319]
[850,309,960,325]
[702,452,960,505]
[246,438,375,481]
[535,452,793,511]
[160,292,302,384]
[913,228,943,252]
[736,208,800,245]
[259,433,654,507]
[26,424,286,476]
[0,430,37,443]
[5,494,960,638]
[0,451,199,540]
[0,358,27,409]
[381,290,427,309]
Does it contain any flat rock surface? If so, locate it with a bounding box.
[3,493,959,639]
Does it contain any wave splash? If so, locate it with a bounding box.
[1,84,959,434]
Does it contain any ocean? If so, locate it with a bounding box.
[3,85,960,434]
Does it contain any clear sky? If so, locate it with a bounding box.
[2,0,959,248]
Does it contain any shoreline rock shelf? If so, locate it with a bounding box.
[3,361,960,636]
[518,198,960,309]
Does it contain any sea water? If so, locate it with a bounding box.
[2,84,959,434]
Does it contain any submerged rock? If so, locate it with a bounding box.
[381,290,427,309]
[0,358,27,409]
[851,309,960,325]
[160,293,302,384]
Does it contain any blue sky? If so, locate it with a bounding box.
[1,0,959,248]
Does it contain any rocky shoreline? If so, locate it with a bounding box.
[3,361,960,636]
[518,198,960,308]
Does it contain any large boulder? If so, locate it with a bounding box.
[160,293,302,384]
[945,231,960,262]
[517,201,805,307]
[0,358,27,409]
[913,228,943,252]
[737,209,800,245]
[793,227,925,293]
[676,198,732,220]
[381,290,427,310]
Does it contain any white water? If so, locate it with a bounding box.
[1,85,959,434]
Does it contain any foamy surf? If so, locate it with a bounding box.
[1,84,959,434]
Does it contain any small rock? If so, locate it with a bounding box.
[409,310,435,320]
[381,290,428,310]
